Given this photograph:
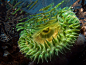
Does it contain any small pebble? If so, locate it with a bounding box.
[76,34,85,45]
[3,50,10,57]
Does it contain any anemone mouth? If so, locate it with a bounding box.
[32,23,60,44]
[41,27,51,37]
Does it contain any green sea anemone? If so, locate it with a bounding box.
[16,1,81,63]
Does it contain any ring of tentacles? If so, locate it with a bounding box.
[17,1,81,63]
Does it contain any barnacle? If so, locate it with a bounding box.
[16,1,81,63]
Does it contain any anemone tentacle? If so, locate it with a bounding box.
[16,1,81,63]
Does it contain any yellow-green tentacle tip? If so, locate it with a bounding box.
[16,1,81,63]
